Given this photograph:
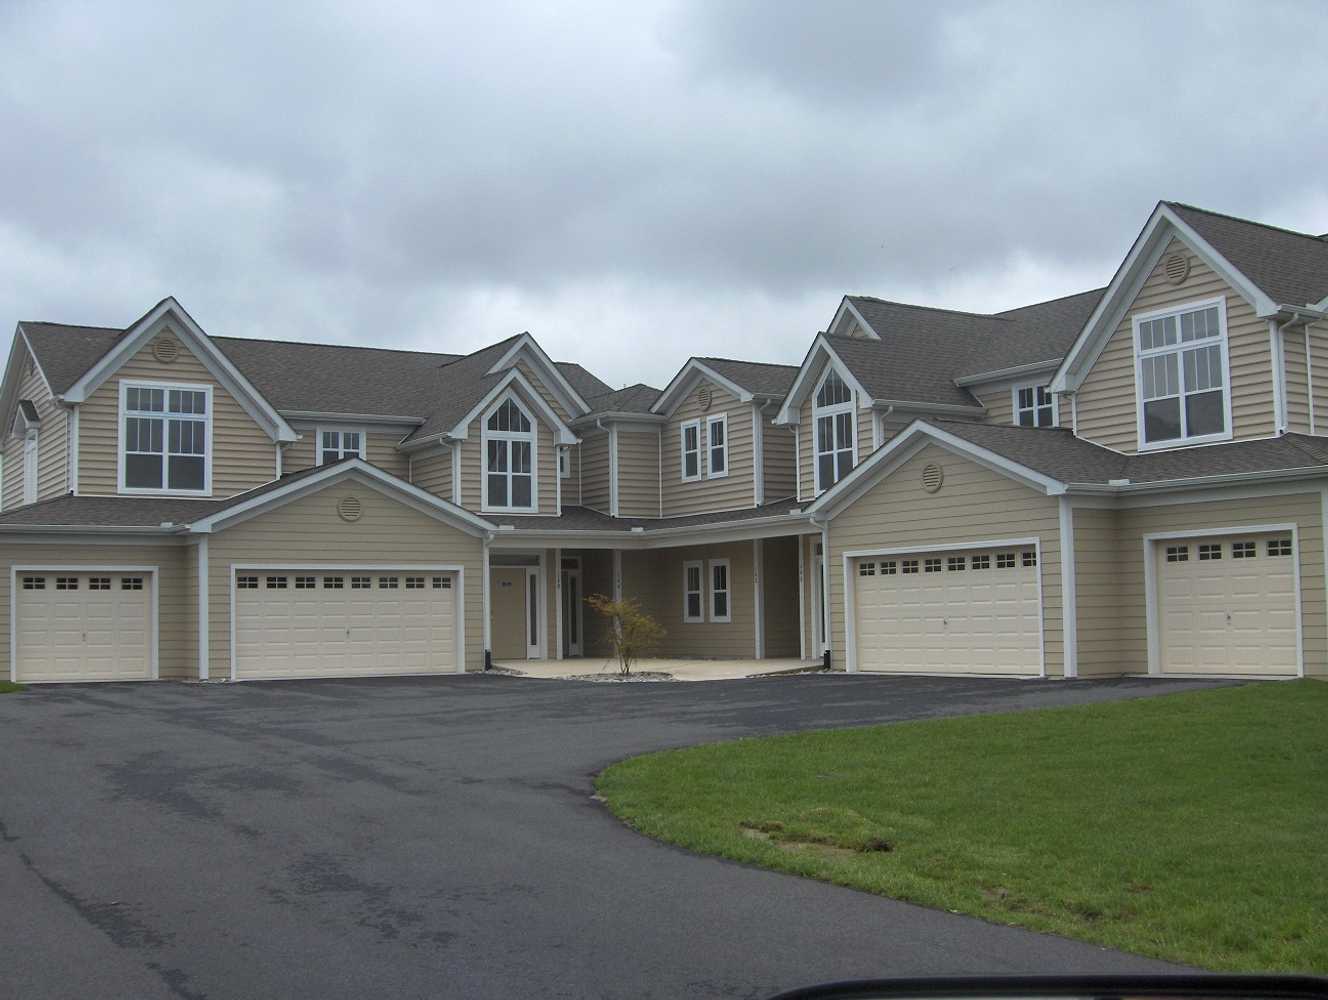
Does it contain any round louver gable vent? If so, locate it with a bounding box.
[337,496,363,522]
[152,336,180,363]
[1163,252,1190,286]
[696,385,713,411]
[921,462,944,494]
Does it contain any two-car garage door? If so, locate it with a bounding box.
[852,545,1042,675]
[233,570,460,680]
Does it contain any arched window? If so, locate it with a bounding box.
[484,395,536,511]
[813,368,854,492]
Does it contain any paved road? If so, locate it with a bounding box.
[0,673,1222,999]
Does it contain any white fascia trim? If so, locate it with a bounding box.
[1050,205,1275,394]
[774,336,873,424]
[186,460,495,535]
[807,419,1066,518]
[16,327,57,399]
[444,369,577,445]
[953,359,1062,387]
[484,334,590,417]
[649,360,754,417]
[0,330,47,442]
[829,297,881,340]
[60,299,297,442]
[1058,496,1077,678]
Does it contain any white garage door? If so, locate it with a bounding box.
[15,571,152,682]
[853,546,1042,675]
[235,571,458,680]
[1156,533,1298,675]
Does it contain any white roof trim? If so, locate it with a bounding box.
[806,419,1067,519]
[484,334,590,417]
[954,358,1062,387]
[0,329,46,441]
[442,368,578,445]
[829,297,881,340]
[649,359,755,416]
[186,459,495,535]
[774,335,873,424]
[59,298,297,442]
[1050,204,1276,394]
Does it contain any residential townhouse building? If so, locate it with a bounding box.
[2,200,1326,684]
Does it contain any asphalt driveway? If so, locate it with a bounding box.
[0,673,1223,999]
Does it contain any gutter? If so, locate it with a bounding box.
[1066,464,1328,496]
[0,523,182,535]
[570,411,666,427]
[870,399,987,416]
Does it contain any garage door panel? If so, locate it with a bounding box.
[15,573,152,683]
[853,546,1041,675]
[235,570,457,680]
[1157,532,1298,675]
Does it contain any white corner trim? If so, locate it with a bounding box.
[608,424,620,517]
[1058,497,1077,679]
[752,406,764,506]
[68,406,79,496]
[1305,323,1316,435]
[451,441,462,505]
[1270,320,1288,433]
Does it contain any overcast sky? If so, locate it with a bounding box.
[2,1,1326,390]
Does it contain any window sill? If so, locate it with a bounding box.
[1136,431,1234,453]
[680,475,702,484]
[118,487,211,497]
[705,471,729,481]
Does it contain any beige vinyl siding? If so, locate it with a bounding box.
[616,430,660,517]
[456,383,559,515]
[562,443,581,506]
[1075,238,1275,452]
[1072,506,1122,677]
[3,347,66,507]
[1283,325,1311,434]
[580,430,610,513]
[621,542,757,658]
[411,448,453,502]
[761,536,801,657]
[515,359,572,424]
[206,486,485,674]
[1309,323,1328,429]
[826,443,1063,675]
[0,539,193,679]
[78,332,275,496]
[1113,492,1325,678]
[661,383,755,516]
[762,417,796,502]
[578,548,615,657]
[857,406,875,455]
[282,428,409,479]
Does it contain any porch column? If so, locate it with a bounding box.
[753,538,765,659]
[554,547,563,661]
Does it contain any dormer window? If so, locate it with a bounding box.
[318,428,364,464]
[1134,298,1230,449]
[483,395,536,512]
[1013,384,1056,427]
[813,367,854,492]
[119,381,211,494]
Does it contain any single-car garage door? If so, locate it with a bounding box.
[14,571,153,682]
[1156,533,1298,675]
[852,545,1042,675]
[234,570,459,680]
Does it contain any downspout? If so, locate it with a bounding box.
[482,531,493,671]
[809,512,831,669]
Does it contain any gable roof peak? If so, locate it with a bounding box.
[1164,200,1328,246]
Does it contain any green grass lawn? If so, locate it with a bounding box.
[597,681,1327,973]
[0,680,24,694]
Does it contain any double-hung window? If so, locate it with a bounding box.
[706,413,727,479]
[120,382,211,493]
[483,395,536,511]
[1013,384,1056,427]
[709,559,731,623]
[683,560,704,622]
[1135,299,1230,447]
[813,368,854,492]
[680,420,701,482]
[318,428,364,464]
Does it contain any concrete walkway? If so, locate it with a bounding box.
[493,656,820,680]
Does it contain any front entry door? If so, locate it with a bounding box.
[491,568,528,661]
[561,568,583,657]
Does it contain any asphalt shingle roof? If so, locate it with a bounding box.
[696,358,800,397]
[487,497,801,531]
[1167,202,1328,307]
[585,384,661,415]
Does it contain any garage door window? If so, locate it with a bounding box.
[1268,538,1292,557]
[266,576,288,589]
[901,560,918,574]
[379,576,399,589]
[89,577,110,590]
[1232,541,1256,558]
[22,576,44,590]
[238,576,259,589]
[947,556,965,571]
[858,562,876,577]
[881,560,897,575]
[996,553,1016,568]
[1198,543,1222,560]
[971,555,990,570]
[1022,550,1037,567]
[56,577,78,590]
[122,577,143,591]
[352,576,371,589]
[924,558,941,573]
[324,576,344,589]
[295,576,317,589]
[1166,545,1188,562]
[432,576,451,589]
[406,577,425,589]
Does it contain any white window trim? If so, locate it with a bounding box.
[315,425,367,465]
[708,557,732,624]
[680,419,701,483]
[682,559,704,623]
[116,379,214,497]
[1010,381,1058,428]
[480,391,539,514]
[1132,295,1234,452]
[812,366,855,495]
[705,412,729,480]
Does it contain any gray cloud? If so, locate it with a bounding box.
[1,0,1325,389]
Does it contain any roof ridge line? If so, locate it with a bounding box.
[20,321,125,333]
[1166,201,1328,244]
[849,296,1013,322]
[211,334,461,358]
[697,356,800,369]
[992,285,1109,315]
